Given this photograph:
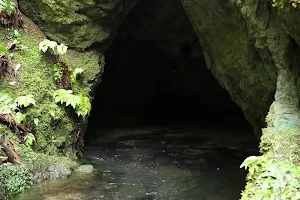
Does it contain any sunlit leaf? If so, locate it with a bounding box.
[15,94,36,107]
[240,156,258,170]
[0,44,9,56]
[34,118,39,126]
[24,133,36,147]
[71,68,84,84]
[13,112,26,123]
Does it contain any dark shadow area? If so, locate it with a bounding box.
[86,0,253,139]
[81,2,258,200]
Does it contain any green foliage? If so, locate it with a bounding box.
[241,155,300,199]
[33,118,39,126]
[71,68,84,84]
[77,95,91,118]
[15,94,36,107]
[12,30,26,50]
[0,91,15,114]
[0,0,16,16]
[0,44,9,56]
[0,165,33,197]
[39,39,68,55]
[24,133,36,147]
[240,156,258,170]
[0,92,35,124]
[53,63,63,80]
[13,112,26,123]
[53,89,91,118]
[272,0,300,8]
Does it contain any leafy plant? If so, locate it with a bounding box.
[53,63,63,80]
[24,133,35,147]
[240,155,258,170]
[272,0,300,8]
[0,44,9,56]
[0,92,35,124]
[0,0,16,16]
[53,89,91,118]
[39,39,68,55]
[241,155,300,199]
[71,68,84,84]
[0,91,15,114]
[15,94,36,107]
[13,112,26,124]
[33,118,39,126]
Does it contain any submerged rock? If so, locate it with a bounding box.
[75,164,94,173]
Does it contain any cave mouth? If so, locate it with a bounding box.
[86,0,254,140]
[82,0,258,199]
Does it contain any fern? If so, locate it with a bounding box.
[71,68,84,84]
[0,92,35,127]
[53,89,91,118]
[77,96,91,117]
[0,0,16,16]
[53,89,73,104]
[15,95,36,107]
[39,39,68,55]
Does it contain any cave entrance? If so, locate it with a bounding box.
[84,0,258,199]
[86,0,253,136]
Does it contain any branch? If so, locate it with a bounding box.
[0,113,32,133]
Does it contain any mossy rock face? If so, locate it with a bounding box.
[19,0,142,50]
[180,0,282,136]
[0,15,104,155]
[277,5,300,46]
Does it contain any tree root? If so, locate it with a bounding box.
[0,114,32,134]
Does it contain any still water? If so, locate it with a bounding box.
[14,126,258,200]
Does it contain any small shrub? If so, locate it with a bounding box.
[0,165,33,197]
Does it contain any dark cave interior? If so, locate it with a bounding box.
[86,0,253,139]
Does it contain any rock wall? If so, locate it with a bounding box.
[19,0,282,138]
[19,0,142,50]
[13,0,300,198]
[180,0,279,137]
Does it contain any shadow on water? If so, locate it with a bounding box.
[14,126,259,200]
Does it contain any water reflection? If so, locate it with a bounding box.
[14,126,258,200]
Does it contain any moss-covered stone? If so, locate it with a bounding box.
[19,0,142,50]
[61,49,104,97]
[180,0,278,137]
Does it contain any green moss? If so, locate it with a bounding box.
[0,17,76,155]
[62,49,104,97]
[0,165,33,198]
[19,0,111,49]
